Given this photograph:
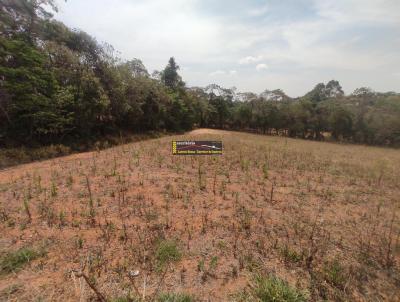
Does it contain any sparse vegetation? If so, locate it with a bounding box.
[0,127,399,301]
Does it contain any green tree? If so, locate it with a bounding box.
[161,57,184,91]
[0,37,73,142]
[0,0,58,40]
[329,105,353,140]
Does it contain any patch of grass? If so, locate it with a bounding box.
[238,274,308,302]
[279,245,303,264]
[0,247,45,275]
[157,292,195,302]
[323,259,347,289]
[156,240,182,270]
[110,296,140,302]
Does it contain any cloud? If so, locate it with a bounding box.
[209,70,237,77]
[238,55,264,65]
[54,0,400,96]
[314,0,400,25]
[256,63,268,71]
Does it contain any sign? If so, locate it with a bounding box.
[172,141,223,155]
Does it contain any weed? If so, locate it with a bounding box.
[197,259,205,272]
[58,210,67,227]
[156,240,182,270]
[23,198,32,223]
[217,240,227,251]
[209,256,218,271]
[50,181,57,197]
[198,160,205,190]
[85,175,96,225]
[262,162,269,179]
[323,259,347,289]
[75,236,84,249]
[240,158,249,172]
[66,174,73,187]
[279,245,303,264]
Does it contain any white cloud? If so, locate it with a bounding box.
[313,0,400,25]
[54,0,400,96]
[256,63,268,71]
[209,70,237,77]
[239,55,263,65]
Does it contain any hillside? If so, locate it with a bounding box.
[0,130,399,301]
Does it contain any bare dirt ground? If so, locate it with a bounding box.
[0,129,399,301]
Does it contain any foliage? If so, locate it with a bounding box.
[155,240,182,270]
[157,293,195,302]
[0,0,399,148]
[237,274,308,302]
[0,247,45,275]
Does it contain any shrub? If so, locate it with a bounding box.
[156,240,182,270]
[157,293,195,302]
[241,274,308,302]
[0,247,45,275]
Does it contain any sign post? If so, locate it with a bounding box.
[172,141,223,155]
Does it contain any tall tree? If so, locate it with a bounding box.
[0,0,58,40]
[161,57,183,91]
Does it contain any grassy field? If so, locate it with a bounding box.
[0,129,399,301]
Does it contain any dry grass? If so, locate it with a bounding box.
[0,129,399,301]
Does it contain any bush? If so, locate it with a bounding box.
[157,293,195,302]
[156,240,182,270]
[236,274,308,302]
[0,247,45,275]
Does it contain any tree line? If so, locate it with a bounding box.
[1,0,399,148]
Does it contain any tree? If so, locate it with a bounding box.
[161,57,184,91]
[305,80,343,103]
[1,0,399,148]
[0,0,58,40]
[352,87,375,97]
[234,102,252,129]
[209,96,231,129]
[325,80,344,98]
[122,59,149,78]
[329,106,353,140]
[305,83,327,103]
[0,36,74,142]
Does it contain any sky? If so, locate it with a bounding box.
[54,0,400,97]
